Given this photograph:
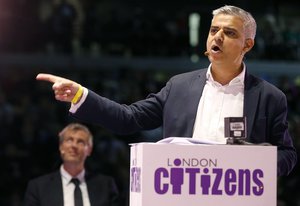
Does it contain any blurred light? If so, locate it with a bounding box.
[190,54,199,63]
[189,13,200,47]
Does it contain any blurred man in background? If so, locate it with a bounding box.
[23,123,120,206]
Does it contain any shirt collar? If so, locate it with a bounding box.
[60,165,85,185]
[206,63,246,86]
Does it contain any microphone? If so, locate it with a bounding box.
[204,51,209,56]
[224,117,247,145]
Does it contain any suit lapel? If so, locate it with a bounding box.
[48,172,64,206]
[186,69,207,135]
[244,72,260,141]
[86,173,103,206]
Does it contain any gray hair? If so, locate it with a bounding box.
[58,123,93,146]
[212,5,257,40]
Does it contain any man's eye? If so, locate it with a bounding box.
[210,28,218,34]
[77,140,87,146]
[225,30,237,37]
[78,142,85,146]
[66,139,73,143]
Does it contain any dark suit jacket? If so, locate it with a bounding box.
[72,68,297,176]
[23,171,120,206]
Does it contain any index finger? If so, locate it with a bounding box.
[36,73,65,83]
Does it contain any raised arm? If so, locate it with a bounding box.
[36,73,83,103]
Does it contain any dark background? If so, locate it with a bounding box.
[0,0,300,205]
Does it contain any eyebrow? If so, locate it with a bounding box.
[223,27,238,33]
[210,25,238,32]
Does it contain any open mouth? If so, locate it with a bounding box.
[212,45,221,52]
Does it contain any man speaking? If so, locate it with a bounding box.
[36,5,297,176]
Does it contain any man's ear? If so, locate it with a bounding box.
[86,146,93,156]
[243,38,255,53]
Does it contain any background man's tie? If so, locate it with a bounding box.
[71,178,84,206]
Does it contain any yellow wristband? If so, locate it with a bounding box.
[71,85,83,104]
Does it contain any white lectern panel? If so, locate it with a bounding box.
[130,143,277,206]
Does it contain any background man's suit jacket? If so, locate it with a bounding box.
[72,68,297,176]
[23,171,120,206]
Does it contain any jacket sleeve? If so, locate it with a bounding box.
[70,86,168,135]
[273,95,297,176]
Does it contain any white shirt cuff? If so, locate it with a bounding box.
[69,87,88,113]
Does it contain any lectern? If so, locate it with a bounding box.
[129,141,277,206]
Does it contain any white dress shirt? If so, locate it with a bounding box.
[192,64,245,143]
[60,165,91,206]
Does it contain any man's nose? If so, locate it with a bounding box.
[214,30,224,42]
